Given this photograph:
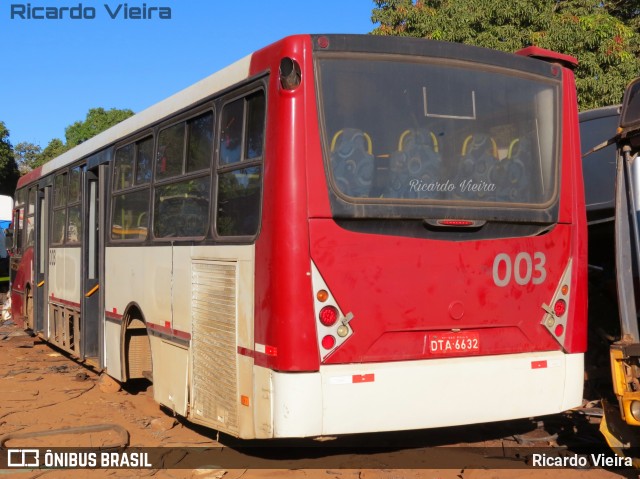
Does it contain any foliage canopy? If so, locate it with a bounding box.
[12,107,134,174]
[0,123,20,196]
[371,0,640,109]
[65,107,134,148]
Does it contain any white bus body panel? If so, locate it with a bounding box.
[104,244,256,433]
[104,320,122,381]
[186,245,256,437]
[47,247,81,341]
[266,351,583,437]
[104,246,172,381]
[49,247,81,302]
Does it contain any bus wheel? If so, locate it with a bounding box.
[124,317,153,383]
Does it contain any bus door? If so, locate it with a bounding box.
[80,166,104,363]
[33,185,50,335]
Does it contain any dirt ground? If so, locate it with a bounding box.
[0,320,636,479]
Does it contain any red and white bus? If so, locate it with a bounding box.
[10,34,587,439]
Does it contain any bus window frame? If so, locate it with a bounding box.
[313,52,563,224]
[109,130,154,244]
[151,106,215,242]
[212,83,267,243]
[51,171,68,247]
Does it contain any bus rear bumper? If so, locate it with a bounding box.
[269,351,583,438]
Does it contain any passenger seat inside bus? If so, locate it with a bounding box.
[387,128,442,198]
[453,133,499,200]
[330,129,375,197]
[489,138,530,203]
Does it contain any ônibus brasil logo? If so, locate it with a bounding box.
[6,449,153,468]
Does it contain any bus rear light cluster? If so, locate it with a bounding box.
[316,290,329,302]
[554,299,566,317]
[541,260,572,349]
[321,335,336,349]
[311,261,354,361]
[319,306,339,326]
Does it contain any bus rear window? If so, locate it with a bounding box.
[317,56,560,216]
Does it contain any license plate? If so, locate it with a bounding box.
[429,332,480,355]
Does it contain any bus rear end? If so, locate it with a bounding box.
[254,35,587,437]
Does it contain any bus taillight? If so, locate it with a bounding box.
[311,261,354,360]
[319,306,339,326]
[316,290,329,302]
[541,260,573,349]
[554,299,567,317]
[322,335,336,349]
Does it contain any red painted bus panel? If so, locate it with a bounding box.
[10,246,32,328]
[251,36,320,371]
[309,220,582,363]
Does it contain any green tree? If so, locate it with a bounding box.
[0,122,20,196]
[14,142,42,174]
[371,0,640,109]
[27,107,134,170]
[65,107,134,148]
[38,138,69,165]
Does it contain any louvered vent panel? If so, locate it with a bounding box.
[191,260,238,433]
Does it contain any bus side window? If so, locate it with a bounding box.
[219,99,244,166]
[114,144,134,190]
[52,173,68,245]
[136,138,153,184]
[153,111,213,240]
[216,90,265,238]
[154,178,210,238]
[156,123,184,179]
[13,208,23,255]
[111,137,153,241]
[66,166,82,244]
[187,112,214,172]
[111,190,150,240]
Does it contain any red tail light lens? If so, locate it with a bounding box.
[554,299,566,317]
[319,306,339,326]
[554,324,565,337]
[321,335,336,350]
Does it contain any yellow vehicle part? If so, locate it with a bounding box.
[610,346,640,426]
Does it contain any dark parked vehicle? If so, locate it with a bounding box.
[579,105,619,275]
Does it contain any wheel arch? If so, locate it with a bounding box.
[120,302,153,382]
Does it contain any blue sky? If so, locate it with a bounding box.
[1,1,376,147]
